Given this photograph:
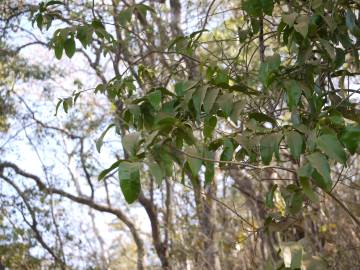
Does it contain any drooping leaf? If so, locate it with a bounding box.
[98,160,123,181]
[118,7,133,26]
[96,124,115,153]
[118,162,141,203]
[284,80,302,110]
[220,139,234,163]
[260,133,282,165]
[217,93,233,117]
[148,161,164,185]
[54,40,63,59]
[64,37,76,58]
[300,177,319,203]
[203,88,219,114]
[340,126,360,154]
[316,134,347,164]
[186,146,202,177]
[203,116,217,138]
[307,152,332,192]
[204,150,215,185]
[286,130,304,161]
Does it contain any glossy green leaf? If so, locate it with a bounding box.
[118,162,141,203]
[316,134,347,164]
[220,139,234,162]
[54,40,63,59]
[64,37,76,58]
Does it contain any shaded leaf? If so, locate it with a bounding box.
[316,134,347,164]
[307,152,332,192]
[286,130,304,161]
[118,162,141,203]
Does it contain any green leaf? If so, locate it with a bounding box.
[294,15,309,38]
[46,0,64,6]
[288,191,303,215]
[284,80,302,110]
[243,0,262,17]
[265,184,277,208]
[203,116,217,138]
[316,134,347,164]
[307,152,332,192]
[217,93,233,117]
[118,7,133,26]
[118,162,141,203]
[64,37,76,58]
[203,88,219,114]
[147,90,162,111]
[220,139,234,162]
[148,161,164,185]
[286,131,304,161]
[76,25,93,48]
[96,124,115,153]
[319,38,336,61]
[204,150,215,185]
[300,177,319,203]
[340,126,360,154]
[192,86,207,117]
[282,12,298,27]
[261,0,274,16]
[260,133,282,165]
[54,40,63,59]
[346,9,356,32]
[54,99,62,116]
[98,160,123,181]
[230,100,245,123]
[186,147,202,176]
[297,162,314,179]
[122,132,141,157]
